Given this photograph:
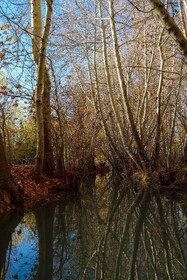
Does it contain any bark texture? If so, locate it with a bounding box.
[31,0,54,180]
[148,0,187,61]
[0,133,23,212]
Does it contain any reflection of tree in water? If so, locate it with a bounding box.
[52,175,111,279]
[86,186,187,280]
[0,210,23,279]
[0,177,186,280]
[52,178,187,280]
[34,203,55,280]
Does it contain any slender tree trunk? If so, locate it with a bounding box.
[108,0,150,171]
[51,62,65,172]
[152,31,164,168]
[178,0,187,38]
[98,1,142,170]
[33,62,45,180]
[178,114,187,164]
[93,14,120,166]
[43,67,55,176]
[167,62,183,168]
[148,0,187,61]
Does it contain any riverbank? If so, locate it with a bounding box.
[0,164,186,214]
[8,164,109,209]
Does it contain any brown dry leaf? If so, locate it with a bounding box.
[6,36,12,41]
[15,84,22,89]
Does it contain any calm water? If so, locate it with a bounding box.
[0,175,187,280]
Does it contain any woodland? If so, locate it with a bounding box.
[0,0,187,212]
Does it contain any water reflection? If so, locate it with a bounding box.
[0,176,186,280]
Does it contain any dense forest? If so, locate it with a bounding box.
[0,0,187,211]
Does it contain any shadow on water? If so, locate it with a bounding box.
[0,175,187,280]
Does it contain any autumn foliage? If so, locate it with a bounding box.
[11,165,76,208]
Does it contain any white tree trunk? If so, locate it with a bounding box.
[148,0,187,61]
[108,0,150,171]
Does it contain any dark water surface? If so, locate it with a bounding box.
[0,176,187,280]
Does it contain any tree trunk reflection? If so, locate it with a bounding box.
[34,203,55,280]
[1,177,186,280]
[0,210,23,278]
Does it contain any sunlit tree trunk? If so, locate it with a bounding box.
[178,0,187,38]
[31,0,54,180]
[148,0,187,60]
[108,0,150,171]
[152,30,164,168]
[98,1,142,170]
[92,8,127,169]
[184,0,187,15]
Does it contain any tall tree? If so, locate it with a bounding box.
[108,0,150,171]
[31,0,54,180]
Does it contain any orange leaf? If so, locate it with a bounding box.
[1,24,8,30]
[6,36,12,41]
[15,84,22,89]
[0,53,5,59]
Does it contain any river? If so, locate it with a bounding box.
[0,175,187,280]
